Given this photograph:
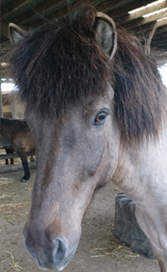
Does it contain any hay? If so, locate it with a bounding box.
[0,177,14,188]
[0,176,31,223]
[0,199,31,224]
[1,251,22,271]
[90,239,139,259]
[90,228,140,267]
[114,187,120,191]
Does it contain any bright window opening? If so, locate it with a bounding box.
[159,64,167,87]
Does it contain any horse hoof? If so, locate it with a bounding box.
[21,178,28,182]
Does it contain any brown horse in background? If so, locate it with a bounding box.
[0,118,35,182]
[8,5,167,272]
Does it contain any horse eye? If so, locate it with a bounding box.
[94,112,107,125]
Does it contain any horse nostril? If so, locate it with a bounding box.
[53,238,67,261]
[23,230,38,260]
[23,227,68,269]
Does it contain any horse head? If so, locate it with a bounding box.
[9,7,119,270]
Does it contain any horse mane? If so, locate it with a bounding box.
[113,27,166,142]
[8,4,167,143]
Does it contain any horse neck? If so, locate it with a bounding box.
[0,118,14,141]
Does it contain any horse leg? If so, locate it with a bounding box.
[5,147,14,165]
[30,155,34,162]
[9,148,14,165]
[135,205,167,272]
[11,158,14,164]
[18,152,30,182]
[5,148,9,165]
[5,159,9,165]
[152,247,167,272]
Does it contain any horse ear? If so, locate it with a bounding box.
[95,12,117,59]
[8,23,25,44]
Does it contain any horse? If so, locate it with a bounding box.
[8,4,167,272]
[3,145,34,165]
[2,146,14,165]
[0,118,35,182]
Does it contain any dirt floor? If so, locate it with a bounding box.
[0,169,159,272]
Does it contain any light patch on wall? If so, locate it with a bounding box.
[159,64,167,87]
[1,82,15,93]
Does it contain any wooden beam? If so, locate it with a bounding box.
[1,0,46,19]
[108,0,155,18]
[0,161,36,174]
[0,153,20,160]
[17,0,78,26]
[122,9,167,29]
[2,0,31,20]
[20,0,99,27]
[157,16,167,27]
[1,0,28,17]
[0,0,98,40]
[118,0,167,24]
[96,0,132,13]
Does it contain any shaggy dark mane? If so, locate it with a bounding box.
[9,5,167,142]
[9,5,111,115]
[113,27,166,142]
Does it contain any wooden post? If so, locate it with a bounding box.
[0,74,3,118]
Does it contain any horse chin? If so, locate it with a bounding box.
[36,246,77,271]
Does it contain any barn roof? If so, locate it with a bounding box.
[1,0,167,57]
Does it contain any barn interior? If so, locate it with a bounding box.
[0,1,167,272]
[1,0,167,166]
[1,0,167,99]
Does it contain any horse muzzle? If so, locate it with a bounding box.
[23,228,78,271]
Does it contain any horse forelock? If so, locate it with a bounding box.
[9,5,112,117]
[9,4,167,143]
